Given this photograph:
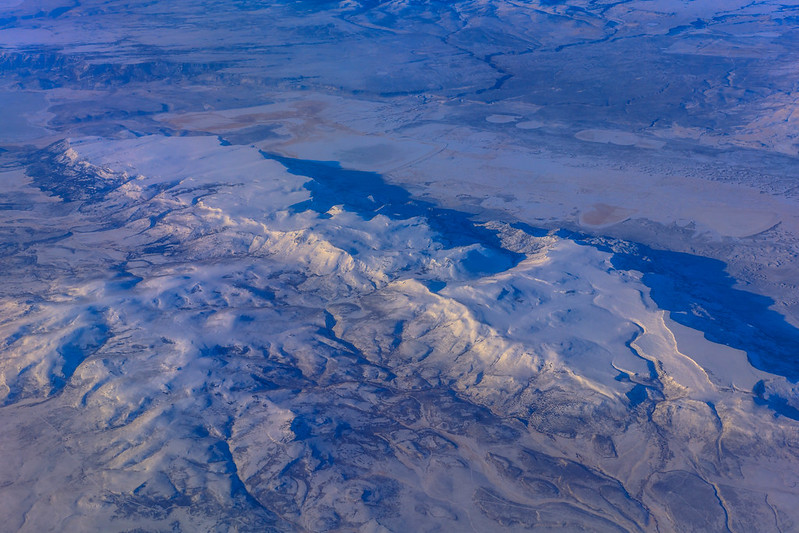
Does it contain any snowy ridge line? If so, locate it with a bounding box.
[569,232,799,402]
[0,135,797,531]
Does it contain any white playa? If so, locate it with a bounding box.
[485,114,521,124]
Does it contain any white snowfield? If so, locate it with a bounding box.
[0,136,797,531]
[1,0,799,531]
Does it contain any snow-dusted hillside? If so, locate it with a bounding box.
[1,0,799,531]
[0,135,796,531]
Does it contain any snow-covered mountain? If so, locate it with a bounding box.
[1,0,799,531]
[1,135,796,531]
